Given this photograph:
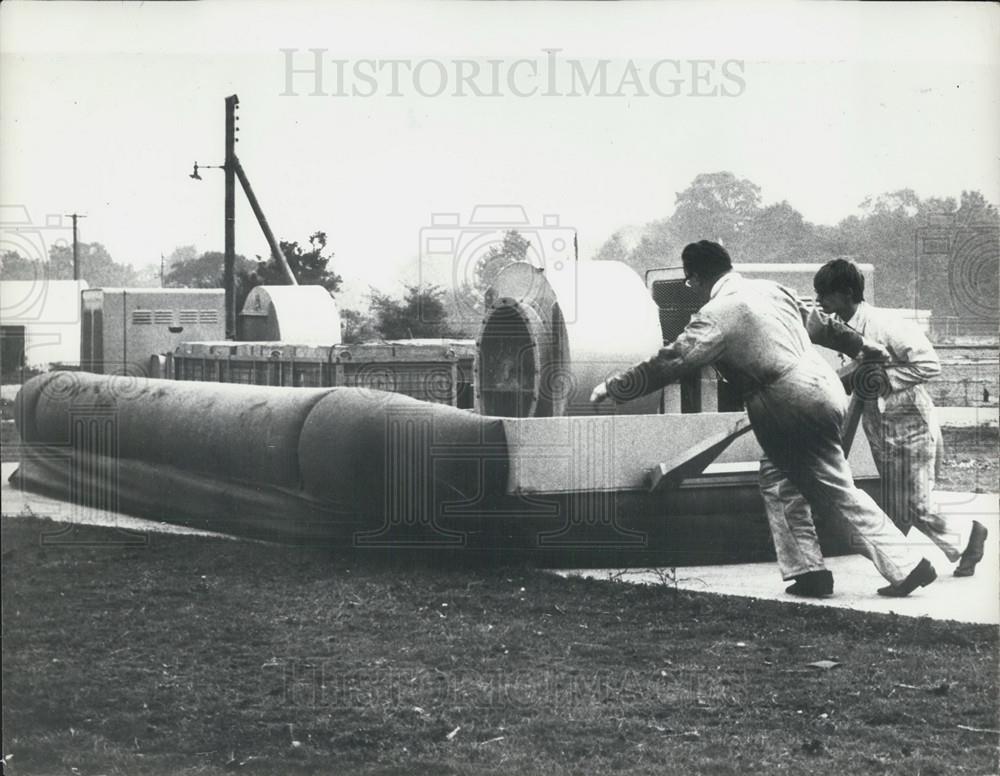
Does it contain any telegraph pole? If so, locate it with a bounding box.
[193,95,295,334]
[224,94,238,339]
[64,213,86,280]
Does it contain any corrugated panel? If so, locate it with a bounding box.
[171,340,479,406]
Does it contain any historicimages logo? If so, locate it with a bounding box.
[281,49,746,99]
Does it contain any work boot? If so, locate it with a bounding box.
[877,558,937,597]
[785,569,834,598]
[954,521,988,577]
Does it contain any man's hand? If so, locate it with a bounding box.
[859,338,890,362]
[589,381,609,405]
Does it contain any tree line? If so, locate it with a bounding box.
[0,241,153,288]
[156,231,526,343]
[595,171,998,318]
[3,172,995,339]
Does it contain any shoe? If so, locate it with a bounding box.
[785,570,834,598]
[877,558,937,597]
[954,521,988,578]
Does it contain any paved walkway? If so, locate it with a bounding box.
[559,491,999,625]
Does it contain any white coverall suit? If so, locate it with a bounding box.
[762,302,967,574]
[606,273,922,586]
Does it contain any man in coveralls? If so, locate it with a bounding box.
[808,258,988,577]
[590,240,938,597]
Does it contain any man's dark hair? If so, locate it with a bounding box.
[813,258,865,302]
[681,240,733,281]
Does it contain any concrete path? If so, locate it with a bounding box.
[559,491,999,625]
[936,406,998,427]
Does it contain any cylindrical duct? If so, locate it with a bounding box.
[298,389,508,517]
[20,371,332,488]
[13,372,509,544]
[476,261,664,417]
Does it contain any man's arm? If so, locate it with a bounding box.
[876,313,942,391]
[790,291,888,360]
[597,313,726,403]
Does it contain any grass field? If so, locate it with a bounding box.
[2,516,997,776]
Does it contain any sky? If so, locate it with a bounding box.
[1,1,998,309]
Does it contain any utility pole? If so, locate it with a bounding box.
[193,95,296,335]
[64,213,86,280]
[224,94,238,339]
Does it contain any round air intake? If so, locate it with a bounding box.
[476,261,664,417]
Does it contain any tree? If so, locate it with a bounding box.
[432,229,532,335]
[592,224,684,277]
[163,250,254,289]
[836,190,939,309]
[440,282,486,338]
[829,188,999,312]
[740,201,820,263]
[592,231,632,264]
[368,285,458,340]
[47,242,141,287]
[0,250,51,281]
[166,232,343,312]
[859,189,923,218]
[594,172,769,277]
[240,231,343,311]
[0,243,140,286]
[162,244,199,279]
[248,231,342,290]
[624,220,682,276]
[590,173,999,330]
[671,172,762,251]
[474,230,531,293]
[339,307,380,344]
[956,190,999,226]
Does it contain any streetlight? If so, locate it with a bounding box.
[189,162,224,181]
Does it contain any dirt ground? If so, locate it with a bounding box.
[2,516,998,776]
[935,426,999,493]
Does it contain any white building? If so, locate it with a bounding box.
[0,279,88,370]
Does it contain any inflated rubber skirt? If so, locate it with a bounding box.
[13,371,509,549]
[12,372,864,563]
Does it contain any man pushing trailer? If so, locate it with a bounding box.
[591,240,938,598]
